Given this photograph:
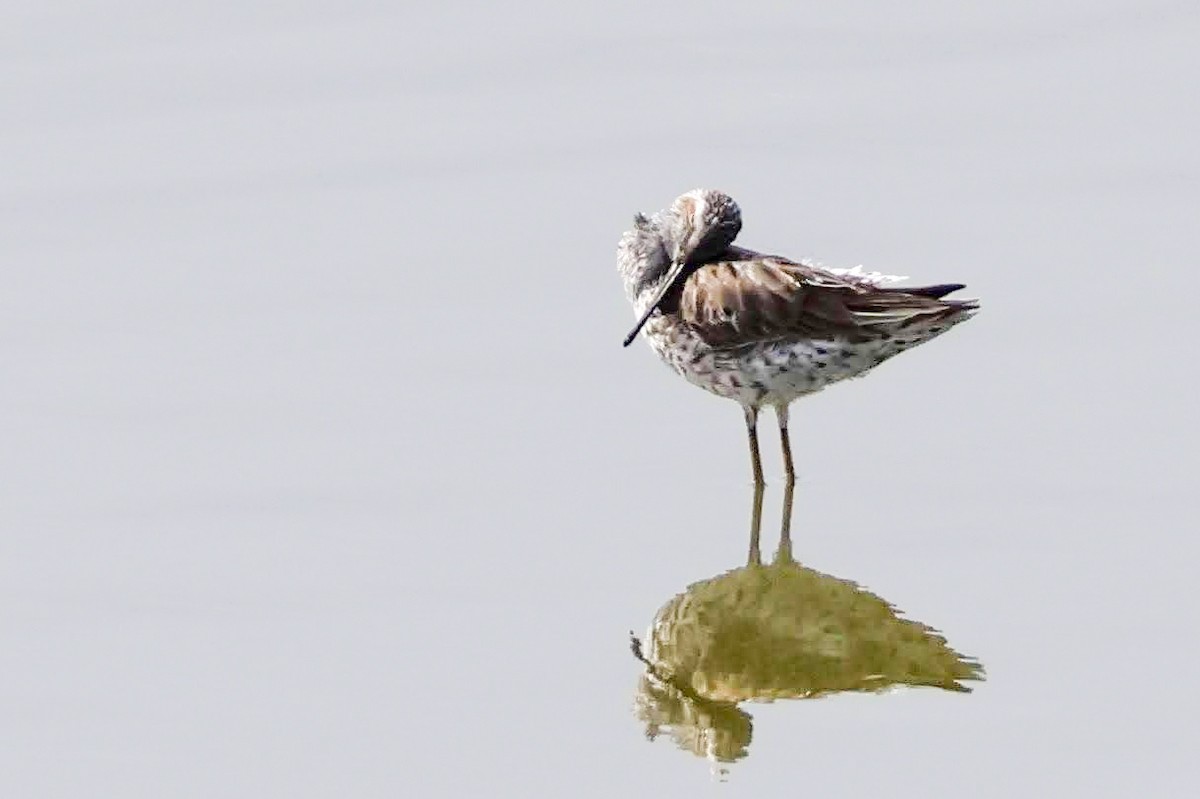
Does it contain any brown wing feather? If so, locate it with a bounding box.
[678,256,974,349]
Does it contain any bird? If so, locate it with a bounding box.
[616,188,978,486]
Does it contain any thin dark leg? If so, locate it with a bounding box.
[747,481,765,567]
[777,476,795,565]
[777,404,796,487]
[776,403,796,564]
[743,405,764,487]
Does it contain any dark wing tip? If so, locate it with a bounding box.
[894,283,967,299]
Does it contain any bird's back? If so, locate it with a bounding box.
[673,251,977,351]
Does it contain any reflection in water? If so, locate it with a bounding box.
[632,481,984,774]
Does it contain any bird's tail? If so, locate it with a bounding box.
[882,282,979,314]
[885,283,964,299]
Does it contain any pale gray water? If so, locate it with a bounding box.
[3,1,1198,795]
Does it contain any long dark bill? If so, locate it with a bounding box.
[622,258,688,347]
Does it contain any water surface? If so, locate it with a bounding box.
[3,2,1197,796]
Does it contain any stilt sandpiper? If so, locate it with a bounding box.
[617,189,978,486]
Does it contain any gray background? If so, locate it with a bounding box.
[4,1,1198,795]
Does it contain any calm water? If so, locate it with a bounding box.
[4,2,1198,796]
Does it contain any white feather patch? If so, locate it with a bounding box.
[823,263,909,285]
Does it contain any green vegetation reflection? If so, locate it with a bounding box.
[631,482,984,769]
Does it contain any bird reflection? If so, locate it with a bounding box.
[631,483,984,773]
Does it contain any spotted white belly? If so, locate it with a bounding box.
[642,316,947,408]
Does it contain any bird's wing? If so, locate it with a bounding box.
[677,255,974,348]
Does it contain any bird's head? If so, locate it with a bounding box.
[663,189,742,268]
[622,189,742,347]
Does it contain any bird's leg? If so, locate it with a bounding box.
[776,404,796,487]
[776,403,797,563]
[777,472,795,565]
[742,405,764,487]
[747,480,765,567]
[745,405,766,565]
